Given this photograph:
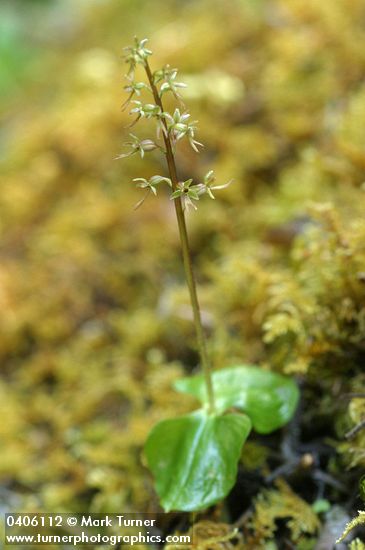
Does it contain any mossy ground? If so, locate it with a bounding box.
[1,0,365,547]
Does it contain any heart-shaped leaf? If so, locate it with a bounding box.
[144,410,251,512]
[174,365,299,434]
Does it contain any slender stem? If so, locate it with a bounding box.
[144,60,215,413]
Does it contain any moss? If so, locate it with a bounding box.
[1,0,364,547]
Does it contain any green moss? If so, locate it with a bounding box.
[0,0,364,546]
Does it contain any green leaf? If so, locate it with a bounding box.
[144,410,251,512]
[174,366,299,434]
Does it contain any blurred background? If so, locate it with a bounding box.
[1,0,365,545]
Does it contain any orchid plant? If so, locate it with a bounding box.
[118,37,299,512]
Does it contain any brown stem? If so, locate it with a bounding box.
[144,60,215,413]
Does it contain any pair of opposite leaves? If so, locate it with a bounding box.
[145,365,299,512]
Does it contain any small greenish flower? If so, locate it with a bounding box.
[196,170,233,199]
[156,66,187,100]
[116,134,158,159]
[122,78,151,109]
[164,109,203,152]
[129,101,162,125]
[134,175,172,192]
[133,175,172,209]
[170,179,202,211]
[168,172,233,211]
[153,65,177,84]
[124,81,150,96]
[123,37,152,75]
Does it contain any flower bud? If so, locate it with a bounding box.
[140,139,158,152]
